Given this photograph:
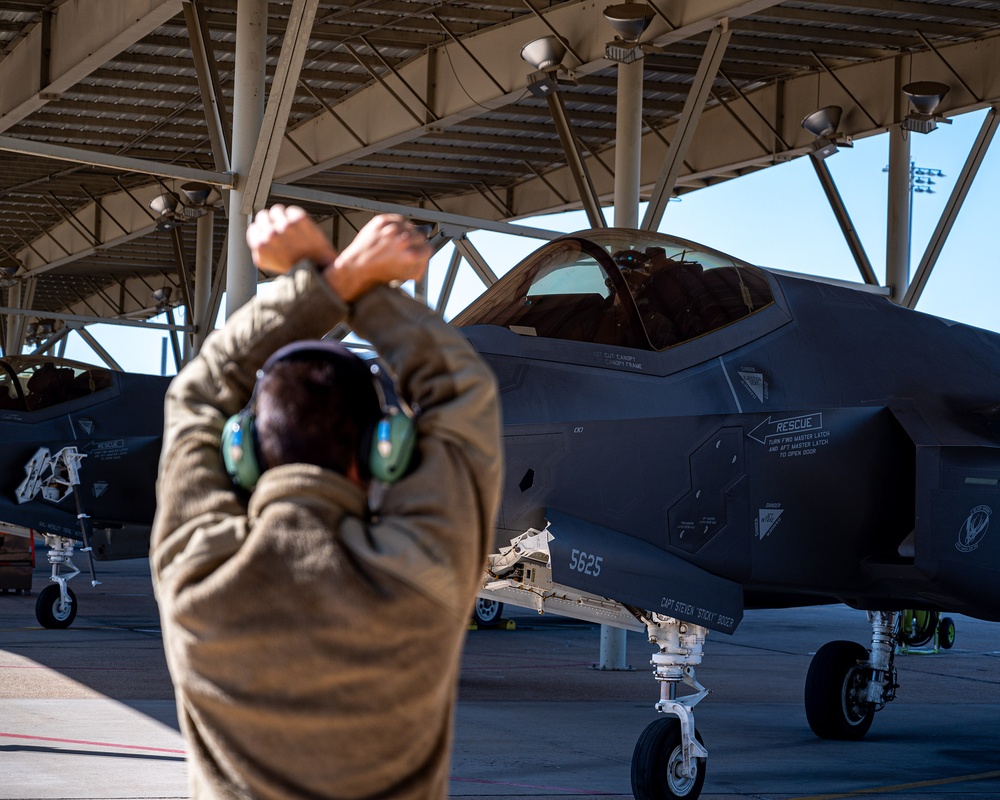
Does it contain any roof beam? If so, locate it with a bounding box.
[0,135,233,187]
[755,6,993,38]
[270,182,562,241]
[810,156,878,285]
[183,0,232,182]
[821,0,1000,26]
[0,0,183,133]
[376,31,1000,225]
[0,304,193,332]
[903,106,1000,309]
[643,22,732,230]
[274,0,786,184]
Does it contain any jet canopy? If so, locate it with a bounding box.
[454,229,774,352]
[0,356,112,412]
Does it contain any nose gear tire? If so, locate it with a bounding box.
[631,717,706,800]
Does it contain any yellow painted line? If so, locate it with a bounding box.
[792,770,1000,800]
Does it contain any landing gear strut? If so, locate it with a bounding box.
[805,610,900,740]
[631,613,710,800]
[16,446,99,629]
[35,534,85,629]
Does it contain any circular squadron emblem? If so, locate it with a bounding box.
[956,505,991,553]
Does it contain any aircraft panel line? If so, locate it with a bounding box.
[720,356,743,413]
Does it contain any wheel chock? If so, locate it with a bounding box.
[468,619,517,631]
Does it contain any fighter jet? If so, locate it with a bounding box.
[454,228,1000,800]
[0,354,169,628]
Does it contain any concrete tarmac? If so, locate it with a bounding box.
[1,556,999,800]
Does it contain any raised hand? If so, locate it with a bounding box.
[246,205,338,275]
[325,214,431,302]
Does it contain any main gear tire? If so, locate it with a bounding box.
[631,717,706,800]
[36,584,77,629]
[472,598,504,628]
[805,640,875,740]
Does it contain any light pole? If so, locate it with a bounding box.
[882,160,948,290]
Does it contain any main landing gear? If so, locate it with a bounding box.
[630,612,710,800]
[805,611,900,740]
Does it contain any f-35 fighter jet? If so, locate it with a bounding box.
[455,228,1000,800]
[0,354,169,628]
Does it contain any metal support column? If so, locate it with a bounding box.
[613,58,643,229]
[36,327,70,356]
[242,0,319,215]
[6,281,20,355]
[904,107,1000,309]
[598,53,645,671]
[165,308,184,373]
[810,157,878,286]
[885,125,911,304]
[885,58,911,304]
[194,209,215,354]
[435,248,463,317]
[225,0,267,318]
[76,327,123,371]
[642,22,731,231]
[545,91,606,228]
[453,236,498,287]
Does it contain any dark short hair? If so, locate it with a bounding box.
[254,351,381,477]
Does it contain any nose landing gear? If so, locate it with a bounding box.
[35,534,85,629]
[631,612,710,800]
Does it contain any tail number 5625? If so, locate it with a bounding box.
[569,548,603,577]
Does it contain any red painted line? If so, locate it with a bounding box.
[0,731,185,755]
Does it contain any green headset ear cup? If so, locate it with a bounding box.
[221,411,263,491]
[368,411,416,483]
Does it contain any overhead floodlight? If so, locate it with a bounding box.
[180,182,214,206]
[36,319,55,335]
[150,192,182,231]
[521,36,568,98]
[801,105,842,138]
[149,193,179,216]
[520,36,566,71]
[603,4,654,63]
[903,81,949,116]
[801,105,851,160]
[152,286,173,309]
[603,4,654,42]
[902,81,951,134]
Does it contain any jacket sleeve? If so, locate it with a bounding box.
[150,266,350,589]
[341,287,503,617]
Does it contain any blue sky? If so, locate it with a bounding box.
[61,108,999,374]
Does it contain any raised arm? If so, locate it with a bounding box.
[152,208,432,584]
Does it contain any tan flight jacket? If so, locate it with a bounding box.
[151,265,502,800]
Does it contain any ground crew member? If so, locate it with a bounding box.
[151,206,502,799]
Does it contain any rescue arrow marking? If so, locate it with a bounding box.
[749,413,823,444]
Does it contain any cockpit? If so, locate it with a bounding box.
[0,356,112,412]
[453,229,774,351]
